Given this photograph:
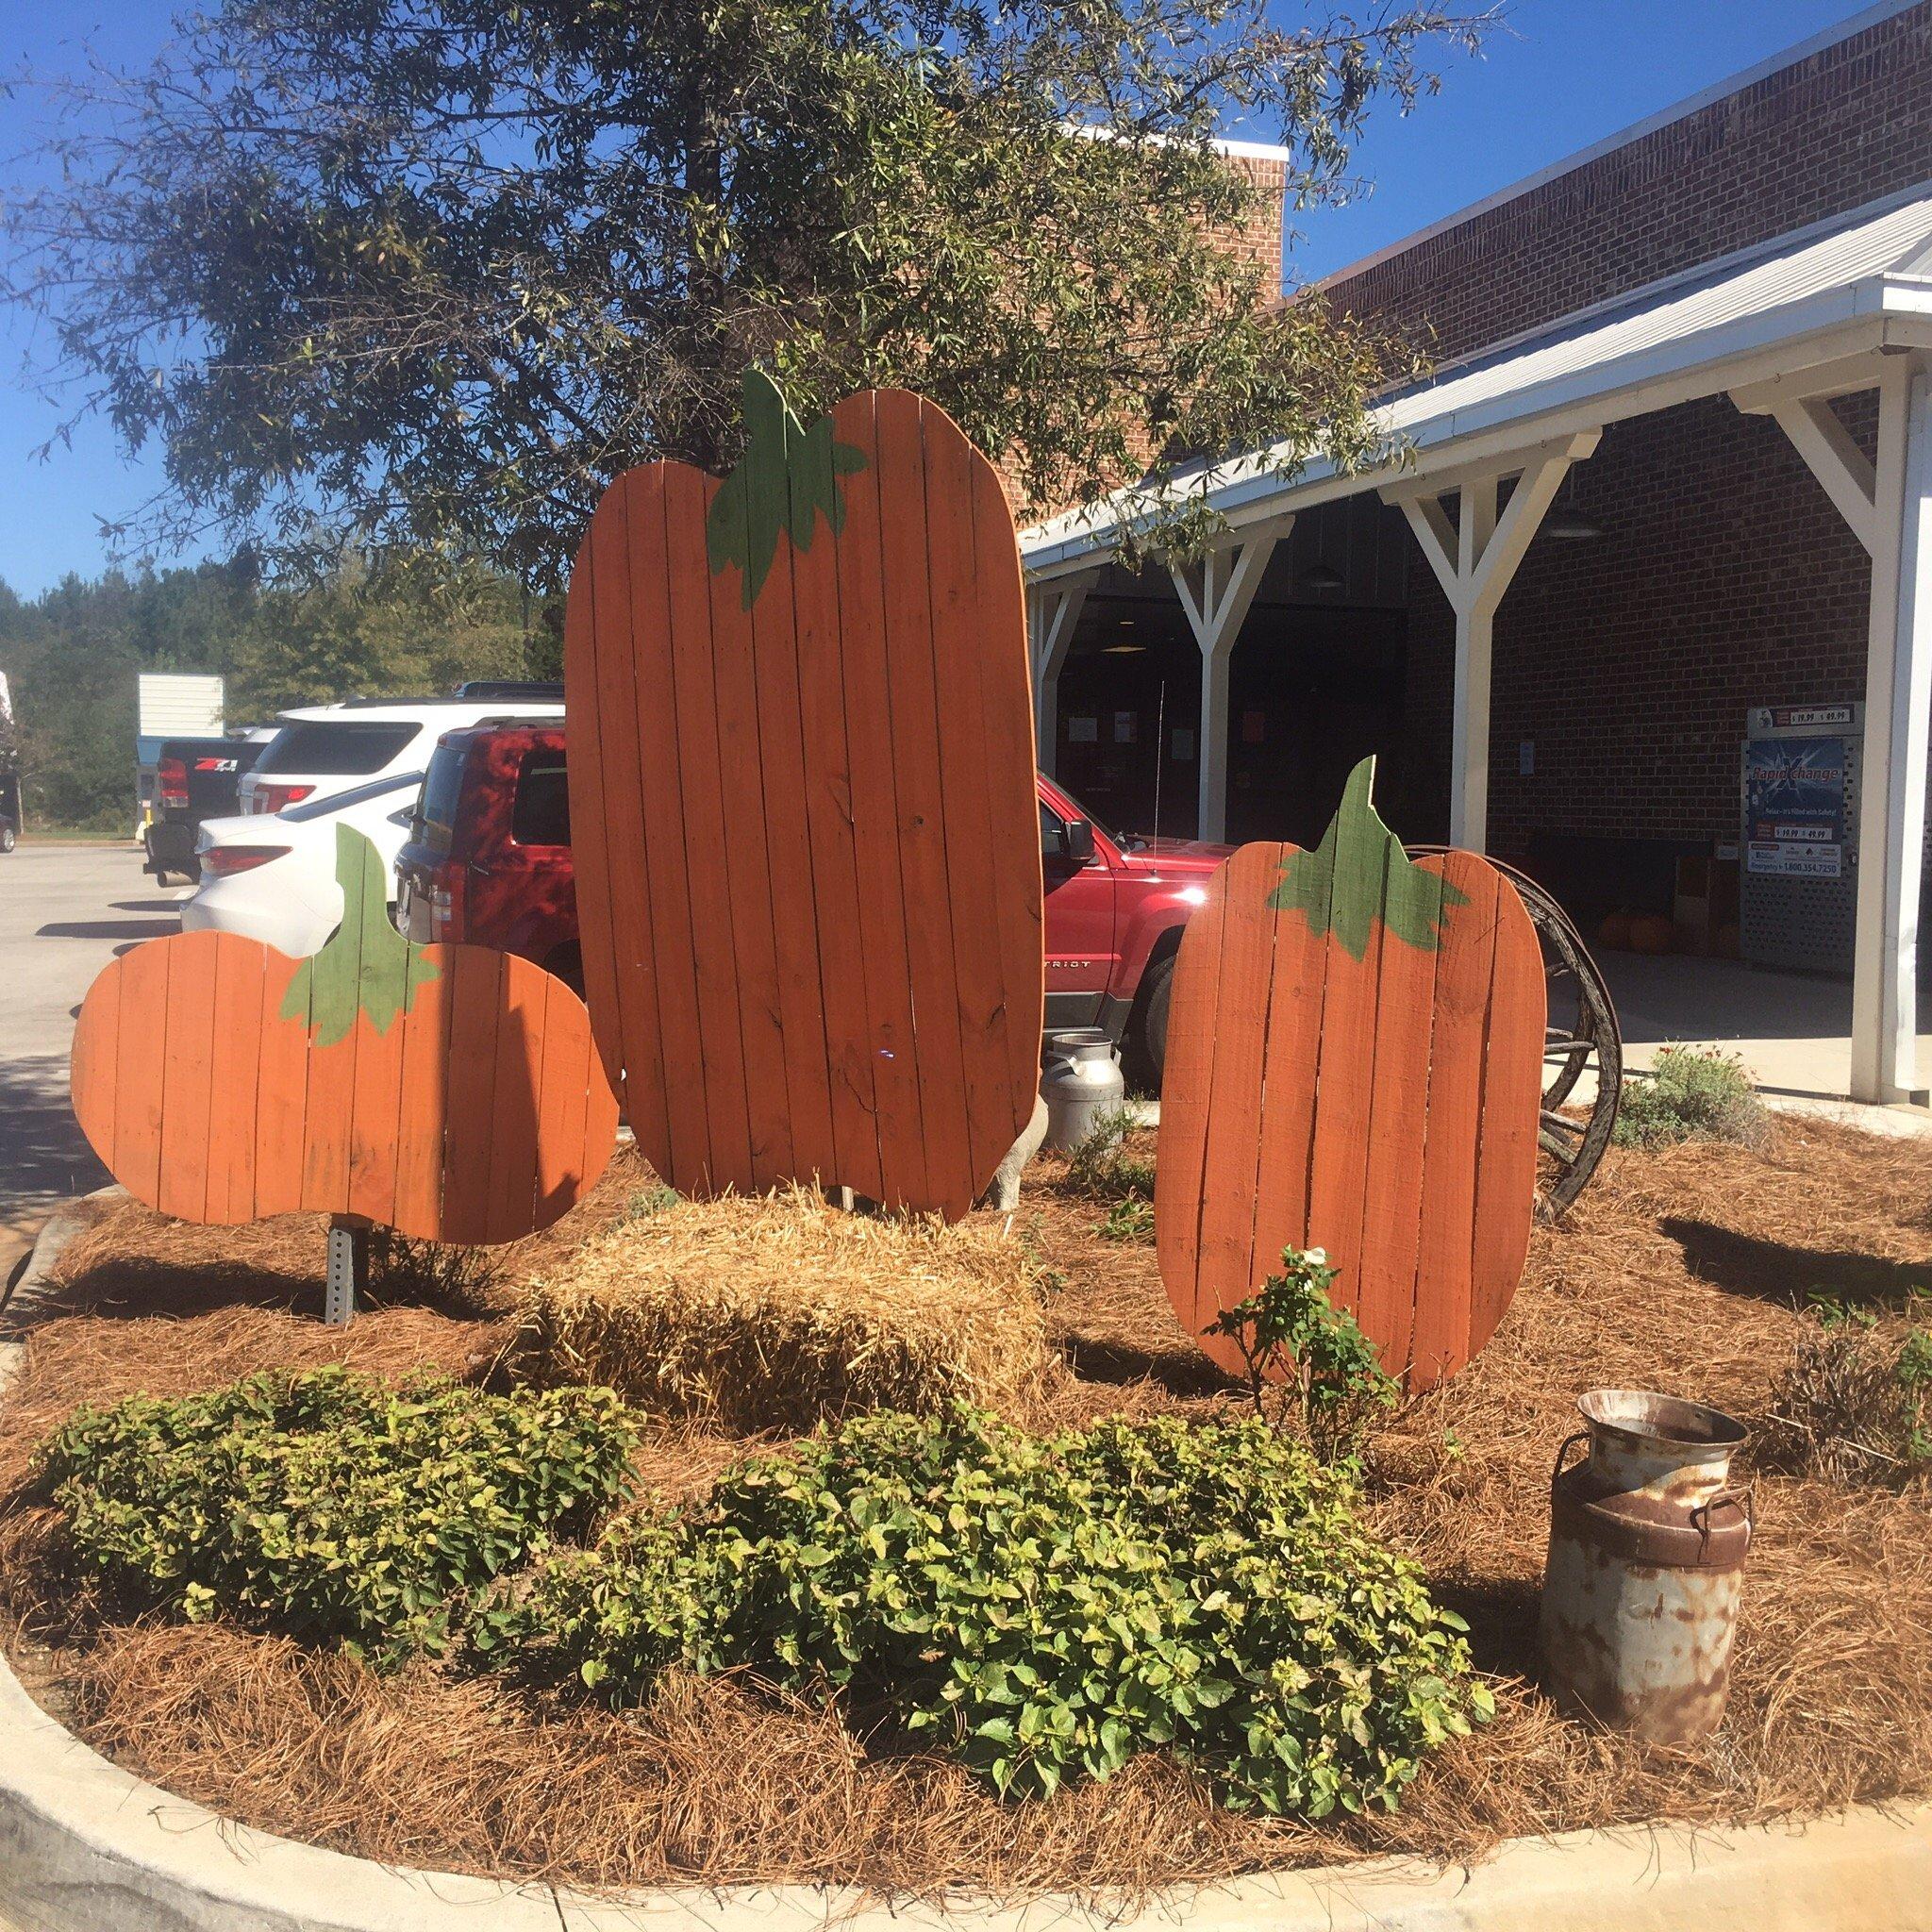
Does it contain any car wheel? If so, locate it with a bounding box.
[0,824,14,854]
[1123,951,1174,1096]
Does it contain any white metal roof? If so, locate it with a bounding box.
[1023,181,1932,575]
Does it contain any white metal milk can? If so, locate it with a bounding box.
[1040,1028,1125,1152]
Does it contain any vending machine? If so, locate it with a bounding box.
[1739,703,1860,974]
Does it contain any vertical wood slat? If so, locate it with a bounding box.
[827,391,931,1212]
[663,462,755,1191]
[1157,831,1544,1390]
[71,931,615,1246]
[561,385,1041,1217]
[701,458,791,1190]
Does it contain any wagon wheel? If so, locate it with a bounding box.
[1410,849,1621,1219]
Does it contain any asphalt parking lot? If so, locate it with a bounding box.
[0,841,188,1265]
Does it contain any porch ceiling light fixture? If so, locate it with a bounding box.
[1541,473,1603,541]
[1301,561,1345,593]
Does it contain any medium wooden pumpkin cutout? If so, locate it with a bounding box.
[1155,759,1545,1390]
[563,371,1043,1219]
[71,827,618,1245]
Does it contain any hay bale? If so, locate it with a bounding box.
[506,1189,1048,1426]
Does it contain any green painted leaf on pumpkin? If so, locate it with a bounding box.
[1267,758,1468,958]
[705,368,868,608]
[279,825,439,1044]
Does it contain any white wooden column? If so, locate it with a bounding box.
[1736,356,1932,1103]
[1170,519,1289,841]
[1025,575,1093,780]
[1381,432,1600,850]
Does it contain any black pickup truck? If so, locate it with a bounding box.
[143,736,270,883]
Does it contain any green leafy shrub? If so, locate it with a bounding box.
[1065,1105,1155,1203]
[1100,1195,1155,1242]
[1208,1247,1398,1464]
[520,1404,1485,1816]
[40,1368,636,1665]
[1613,1045,1768,1150]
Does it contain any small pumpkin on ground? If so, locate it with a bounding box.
[71,827,617,1244]
[1156,759,1545,1390]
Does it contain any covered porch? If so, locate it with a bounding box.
[1022,184,1932,1108]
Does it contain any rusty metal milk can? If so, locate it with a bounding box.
[1540,1389,1751,1745]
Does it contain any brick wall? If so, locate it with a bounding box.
[1328,3,1932,364]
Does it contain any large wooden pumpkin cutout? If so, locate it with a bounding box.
[564,372,1043,1218]
[71,827,618,1244]
[1156,759,1545,1390]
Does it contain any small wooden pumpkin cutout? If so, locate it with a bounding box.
[70,827,618,1244]
[1156,759,1545,1390]
[563,371,1042,1219]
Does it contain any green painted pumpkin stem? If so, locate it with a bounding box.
[705,368,867,608]
[279,825,439,1044]
[1267,758,1468,958]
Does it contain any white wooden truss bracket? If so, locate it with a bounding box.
[1026,574,1096,777]
[1380,431,1601,849]
[1169,516,1291,842]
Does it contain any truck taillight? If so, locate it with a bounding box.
[158,756,190,809]
[428,864,466,941]
[251,782,315,815]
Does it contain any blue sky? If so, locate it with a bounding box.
[0,0,1889,596]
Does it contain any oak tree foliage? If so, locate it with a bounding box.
[6,0,1485,583]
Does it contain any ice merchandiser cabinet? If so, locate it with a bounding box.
[1740,703,1861,974]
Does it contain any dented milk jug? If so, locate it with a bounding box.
[1540,1389,1751,1745]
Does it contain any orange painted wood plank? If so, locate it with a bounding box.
[390,950,455,1241]
[561,521,627,1108]
[156,928,220,1224]
[1468,877,1547,1360]
[624,469,711,1191]
[591,475,673,1174]
[345,941,410,1229]
[1301,819,1392,1335]
[483,961,548,1244]
[965,442,1047,1111]
[1407,855,1502,1388]
[1154,862,1227,1343]
[921,398,1033,1191]
[581,1024,621,1199]
[297,891,365,1218]
[1243,843,1334,1354]
[68,947,121,1188]
[252,951,310,1218]
[788,399,885,1200]
[437,948,506,1244]
[110,940,171,1212]
[874,389,974,1218]
[535,977,593,1225]
[744,467,841,1190]
[661,461,756,1191]
[203,937,266,1223]
[1192,843,1284,1343]
[1352,871,1441,1383]
[826,391,930,1212]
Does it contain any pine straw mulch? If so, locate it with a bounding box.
[2,1121,1931,1902]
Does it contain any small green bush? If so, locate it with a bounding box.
[1208,1247,1397,1464]
[1613,1044,1769,1150]
[1065,1104,1155,1203]
[520,1405,1485,1816]
[40,1368,637,1665]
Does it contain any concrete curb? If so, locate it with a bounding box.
[3,1203,1931,1931]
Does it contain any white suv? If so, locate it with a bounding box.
[238,692,564,817]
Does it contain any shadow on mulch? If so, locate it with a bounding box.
[1058,1332,1235,1397]
[1662,1216,1932,1311]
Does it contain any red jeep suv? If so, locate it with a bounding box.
[395,724,1227,1085]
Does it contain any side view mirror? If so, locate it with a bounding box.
[1062,817,1096,865]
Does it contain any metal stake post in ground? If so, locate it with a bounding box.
[324,1217,369,1327]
